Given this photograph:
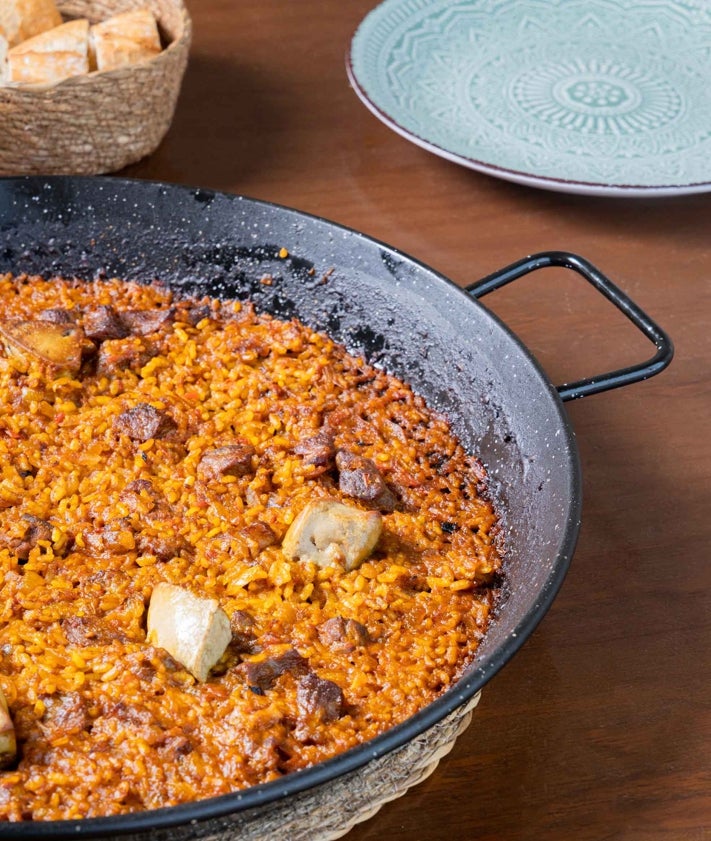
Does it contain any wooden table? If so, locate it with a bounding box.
[126,2,711,838]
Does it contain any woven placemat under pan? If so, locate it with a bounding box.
[115,691,482,841]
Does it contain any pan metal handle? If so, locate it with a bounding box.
[465,251,674,402]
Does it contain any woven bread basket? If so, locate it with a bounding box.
[0,0,191,175]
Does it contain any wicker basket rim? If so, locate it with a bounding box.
[0,2,191,95]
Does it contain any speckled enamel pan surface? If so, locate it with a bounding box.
[348,0,711,196]
[0,176,580,839]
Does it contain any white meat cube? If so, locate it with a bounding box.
[146,583,231,682]
[282,499,382,571]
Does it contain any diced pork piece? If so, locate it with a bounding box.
[37,308,75,324]
[116,482,185,560]
[230,610,255,635]
[296,673,345,722]
[61,615,123,646]
[318,616,370,651]
[294,429,336,474]
[197,441,256,482]
[114,403,176,441]
[174,303,212,327]
[146,583,231,682]
[233,334,271,361]
[96,337,153,376]
[42,692,89,737]
[240,649,308,691]
[0,687,16,769]
[0,320,86,376]
[243,521,277,556]
[125,478,155,494]
[119,479,159,514]
[281,499,382,571]
[120,308,174,336]
[84,517,137,556]
[229,610,258,654]
[159,733,193,758]
[83,305,128,342]
[135,531,187,563]
[336,450,397,512]
[12,514,52,561]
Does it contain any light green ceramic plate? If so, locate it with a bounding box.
[347,0,711,196]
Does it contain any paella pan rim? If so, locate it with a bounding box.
[0,176,581,838]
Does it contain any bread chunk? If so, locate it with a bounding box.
[90,8,161,72]
[0,35,8,82]
[7,18,89,84]
[0,0,62,48]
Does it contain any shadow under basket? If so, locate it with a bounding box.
[0,0,191,175]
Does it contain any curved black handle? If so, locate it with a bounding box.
[466,251,674,402]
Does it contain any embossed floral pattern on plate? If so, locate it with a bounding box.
[348,0,711,196]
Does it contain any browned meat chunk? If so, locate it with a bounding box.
[230,610,256,635]
[135,532,186,562]
[240,649,308,691]
[160,733,193,758]
[335,450,397,512]
[12,514,52,561]
[83,306,128,342]
[37,308,75,324]
[84,518,136,555]
[125,478,154,494]
[121,309,174,336]
[296,673,345,722]
[96,337,153,376]
[119,479,159,513]
[83,568,130,592]
[174,303,213,327]
[318,616,370,652]
[62,616,123,646]
[243,522,277,557]
[294,428,336,474]
[197,441,256,481]
[229,610,258,654]
[233,334,271,361]
[121,479,175,514]
[114,403,176,441]
[42,692,89,737]
[117,481,184,560]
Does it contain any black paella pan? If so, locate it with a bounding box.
[0,176,673,840]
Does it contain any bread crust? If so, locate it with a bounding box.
[91,8,161,72]
[7,18,89,85]
[0,0,63,48]
[0,35,8,82]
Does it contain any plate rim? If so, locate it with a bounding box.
[347,0,711,198]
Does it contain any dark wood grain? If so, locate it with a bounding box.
[124,2,711,837]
